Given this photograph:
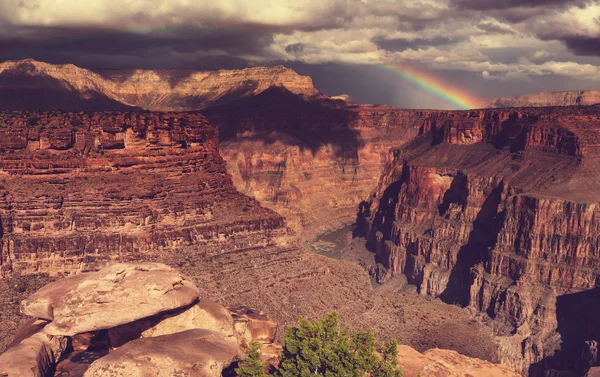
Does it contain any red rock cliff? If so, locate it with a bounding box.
[359,105,600,376]
[0,111,285,277]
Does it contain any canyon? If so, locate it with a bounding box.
[1,59,600,376]
[0,109,498,372]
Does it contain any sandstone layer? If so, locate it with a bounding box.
[488,90,600,108]
[0,110,285,277]
[359,105,600,376]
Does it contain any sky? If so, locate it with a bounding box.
[0,0,599,109]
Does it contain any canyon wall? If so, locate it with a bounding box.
[0,111,285,277]
[488,90,600,108]
[359,105,600,376]
[204,90,425,238]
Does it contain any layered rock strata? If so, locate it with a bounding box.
[204,92,425,238]
[488,90,600,108]
[0,111,285,277]
[359,105,600,376]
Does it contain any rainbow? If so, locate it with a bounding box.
[376,61,483,110]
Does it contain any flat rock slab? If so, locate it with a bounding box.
[83,329,241,377]
[108,299,236,348]
[21,273,93,320]
[23,263,199,336]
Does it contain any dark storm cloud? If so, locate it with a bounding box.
[562,36,600,57]
[0,24,273,69]
[452,0,589,10]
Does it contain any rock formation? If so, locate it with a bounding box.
[0,262,283,377]
[2,60,597,376]
[397,345,521,377]
[0,59,321,111]
[0,110,285,277]
[359,105,600,376]
[204,93,424,238]
[488,90,600,108]
[0,262,516,377]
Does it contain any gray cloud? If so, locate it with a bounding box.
[0,0,599,108]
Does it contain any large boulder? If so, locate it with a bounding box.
[83,329,241,377]
[397,345,522,377]
[21,263,199,336]
[0,321,67,377]
[107,299,236,348]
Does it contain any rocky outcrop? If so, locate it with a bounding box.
[0,263,251,377]
[0,59,321,111]
[229,305,277,347]
[108,299,237,348]
[0,111,285,277]
[83,329,241,377]
[488,90,600,108]
[1,262,514,377]
[397,345,521,377]
[23,263,199,336]
[360,105,600,376]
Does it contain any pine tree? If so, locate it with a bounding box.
[236,342,269,377]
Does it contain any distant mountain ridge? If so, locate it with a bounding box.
[0,59,322,111]
[488,90,600,108]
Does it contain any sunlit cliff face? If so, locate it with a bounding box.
[1,0,599,108]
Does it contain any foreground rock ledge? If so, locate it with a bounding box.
[21,263,200,336]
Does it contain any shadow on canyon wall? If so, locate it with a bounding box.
[439,182,506,306]
[202,86,364,157]
[529,287,600,377]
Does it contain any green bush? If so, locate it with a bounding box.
[277,312,402,377]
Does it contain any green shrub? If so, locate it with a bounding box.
[277,312,402,377]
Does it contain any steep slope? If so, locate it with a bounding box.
[358,105,600,376]
[204,89,424,238]
[488,90,600,108]
[0,59,321,111]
